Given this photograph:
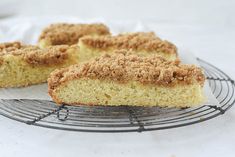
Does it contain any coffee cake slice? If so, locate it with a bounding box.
[78,32,178,62]
[48,52,205,108]
[0,42,79,88]
[38,23,110,48]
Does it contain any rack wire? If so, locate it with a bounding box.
[0,58,234,132]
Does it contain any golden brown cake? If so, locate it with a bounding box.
[78,32,178,62]
[38,23,110,48]
[48,51,205,108]
[0,42,79,88]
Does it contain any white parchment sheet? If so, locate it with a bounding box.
[0,18,219,106]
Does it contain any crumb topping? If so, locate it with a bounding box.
[0,42,75,66]
[48,51,205,90]
[39,23,110,45]
[0,41,22,53]
[80,32,177,54]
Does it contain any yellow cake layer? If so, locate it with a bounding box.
[77,32,178,62]
[0,45,78,88]
[48,52,205,107]
[78,42,176,62]
[50,78,205,108]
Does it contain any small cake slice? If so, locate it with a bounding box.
[0,42,79,88]
[48,51,205,108]
[38,23,110,48]
[78,32,178,62]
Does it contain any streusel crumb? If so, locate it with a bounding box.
[39,23,110,45]
[0,42,76,66]
[49,50,205,90]
[79,32,177,54]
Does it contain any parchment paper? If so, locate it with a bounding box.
[0,18,219,106]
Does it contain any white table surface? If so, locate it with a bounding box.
[0,17,235,157]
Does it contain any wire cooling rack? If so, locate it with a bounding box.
[0,58,234,133]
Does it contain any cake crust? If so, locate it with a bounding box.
[48,51,205,93]
[79,32,177,55]
[39,23,110,46]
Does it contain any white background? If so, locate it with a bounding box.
[0,0,235,157]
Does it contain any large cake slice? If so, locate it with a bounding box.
[48,51,205,108]
[38,23,110,48]
[0,42,79,88]
[78,32,178,62]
